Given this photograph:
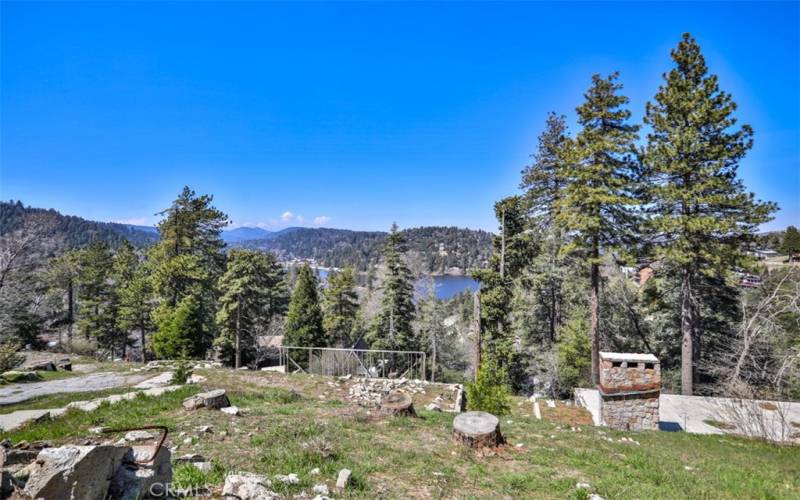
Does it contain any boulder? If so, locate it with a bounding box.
[221,405,240,416]
[182,389,230,411]
[2,370,40,383]
[57,358,72,371]
[0,447,38,467]
[124,430,154,443]
[222,473,279,500]
[108,445,171,500]
[25,361,56,372]
[23,445,131,500]
[424,403,442,412]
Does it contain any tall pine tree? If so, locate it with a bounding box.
[215,249,288,368]
[322,267,359,347]
[367,224,417,352]
[643,34,776,394]
[555,73,640,385]
[284,264,325,348]
[75,240,121,354]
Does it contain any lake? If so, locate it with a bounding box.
[316,268,479,300]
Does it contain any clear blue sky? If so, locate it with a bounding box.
[2,1,798,232]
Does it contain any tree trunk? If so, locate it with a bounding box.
[680,273,695,395]
[380,391,416,417]
[589,261,600,386]
[431,331,437,383]
[139,313,147,363]
[452,411,504,448]
[235,294,242,369]
[473,291,481,381]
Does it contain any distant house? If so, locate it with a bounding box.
[751,249,780,260]
[737,273,762,288]
[635,261,663,287]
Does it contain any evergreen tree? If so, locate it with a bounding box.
[367,224,417,352]
[521,113,571,343]
[555,72,640,385]
[116,244,154,361]
[151,295,205,359]
[321,267,359,347]
[780,226,800,255]
[45,250,80,347]
[111,241,139,357]
[642,34,776,394]
[149,186,228,358]
[75,240,121,353]
[215,249,288,368]
[284,264,325,348]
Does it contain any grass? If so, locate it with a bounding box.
[4,371,799,499]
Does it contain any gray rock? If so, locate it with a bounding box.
[221,405,240,416]
[424,403,442,412]
[222,473,279,499]
[124,430,154,442]
[109,446,171,500]
[336,468,351,489]
[23,445,131,500]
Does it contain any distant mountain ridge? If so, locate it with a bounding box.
[1,201,493,273]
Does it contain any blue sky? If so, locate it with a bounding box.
[1,1,798,232]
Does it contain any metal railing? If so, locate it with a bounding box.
[278,346,427,381]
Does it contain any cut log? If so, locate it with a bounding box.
[379,391,416,417]
[452,411,503,448]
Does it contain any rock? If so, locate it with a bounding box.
[0,447,38,467]
[223,473,279,499]
[425,403,442,412]
[196,425,213,434]
[276,473,299,484]
[183,437,193,445]
[576,482,591,489]
[193,461,213,472]
[25,361,57,371]
[57,358,72,371]
[187,374,207,384]
[310,467,320,475]
[452,411,504,448]
[313,483,330,495]
[221,405,240,416]
[336,468,351,489]
[2,370,40,383]
[109,446,172,500]
[589,495,605,500]
[124,430,154,442]
[182,389,231,411]
[23,445,131,500]
[175,453,206,463]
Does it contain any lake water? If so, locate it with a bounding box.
[316,268,479,300]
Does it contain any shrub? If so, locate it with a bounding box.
[0,341,24,373]
[555,309,591,395]
[466,357,512,415]
[171,356,193,385]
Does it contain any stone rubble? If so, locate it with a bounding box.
[336,468,352,489]
[223,473,279,499]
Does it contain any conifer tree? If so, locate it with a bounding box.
[781,226,800,255]
[75,240,120,353]
[45,249,80,347]
[521,113,571,343]
[215,249,288,368]
[116,259,153,361]
[149,186,228,358]
[284,264,325,348]
[367,224,417,352]
[322,267,359,347]
[643,34,776,394]
[555,73,640,385]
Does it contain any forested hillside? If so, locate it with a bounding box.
[238,226,492,273]
[0,201,158,249]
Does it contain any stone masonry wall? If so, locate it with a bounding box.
[599,361,660,393]
[601,392,659,431]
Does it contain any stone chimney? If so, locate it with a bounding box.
[598,352,660,431]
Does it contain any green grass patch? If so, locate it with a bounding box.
[0,387,136,414]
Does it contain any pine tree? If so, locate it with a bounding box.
[643,34,776,395]
[322,267,359,347]
[215,249,288,368]
[780,226,800,255]
[555,72,640,385]
[45,250,80,347]
[284,264,325,348]
[111,241,139,357]
[521,113,571,343]
[149,186,228,358]
[367,224,417,352]
[116,244,154,361]
[75,240,121,353]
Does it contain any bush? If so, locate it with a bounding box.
[555,309,591,396]
[466,357,512,416]
[0,341,24,373]
[171,356,193,385]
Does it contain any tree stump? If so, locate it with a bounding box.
[452,411,503,448]
[379,391,416,417]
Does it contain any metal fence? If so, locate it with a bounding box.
[278,346,427,381]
